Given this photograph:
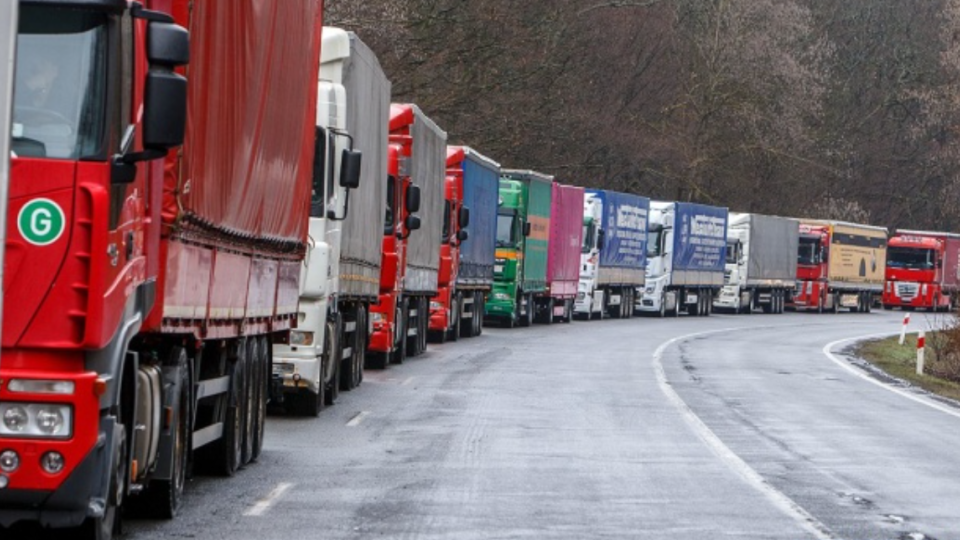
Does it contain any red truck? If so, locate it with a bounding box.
[367,104,446,367]
[883,230,960,311]
[428,147,500,342]
[540,183,584,323]
[1,1,324,536]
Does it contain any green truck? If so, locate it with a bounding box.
[485,170,553,327]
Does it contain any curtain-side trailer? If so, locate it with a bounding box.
[714,213,798,314]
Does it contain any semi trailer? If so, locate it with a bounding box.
[429,147,500,341]
[485,170,552,327]
[637,202,728,317]
[541,183,584,323]
[0,0,325,536]
[367,104,446,367]
[575,189,649,320]
[272,28,386,416]
[790,220,887,312]
[714,213,798,314]
[882,230,960,311]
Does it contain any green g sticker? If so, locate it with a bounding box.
[18,198,66,246]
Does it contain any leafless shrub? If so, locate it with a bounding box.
[926,310,960,383]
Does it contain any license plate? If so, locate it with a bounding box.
[494,265,504,273]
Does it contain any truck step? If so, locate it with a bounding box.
[195,376,230,400]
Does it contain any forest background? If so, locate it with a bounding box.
[327,0,960,230]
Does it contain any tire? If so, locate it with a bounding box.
[448,293,462,341]
[342,307,365,390]
[218,340,246,474]
[78,425,125,539]
[476,296,485,334]
[325,319,341,406]
[831,293,839,314]
[658,293,666,318]
[543,297,555,325]
[132,348,191,518]
[519,294,534,327]
[242,338,258,465]
[252,337,268,460]
[392,298,408,364]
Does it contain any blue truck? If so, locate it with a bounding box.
[637,201,729,317]
[575,190,650,319]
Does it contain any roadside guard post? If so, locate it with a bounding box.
[917,330,926,375]
[0,1,18,374]
[899,313,911,345]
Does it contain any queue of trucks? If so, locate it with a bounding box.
[0,3,958,538]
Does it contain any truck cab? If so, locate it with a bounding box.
[487,178,527,325]
[883,232,957,311]
[271,27,362,416]
[428,151,468,342]
[716,235,746,310]
[793,224,831,311]
[576,194,604,316]
[639,203,679,315]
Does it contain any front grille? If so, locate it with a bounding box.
[897,282,919,300]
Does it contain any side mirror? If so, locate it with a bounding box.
[459,206,470,228]
[340,149,361,189]
[405,214,421,232]
[148,21,190,67]
[142,71,187,150]
[597,229,606,251]
[523,221,532,237]
[457,229,469,242]
[142,21,189,151]
[406,184,421,213]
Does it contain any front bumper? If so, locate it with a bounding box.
[271,352,322,394]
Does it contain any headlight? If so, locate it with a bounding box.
[370,312,385,324]
[8,379,75,395]
[289,330,314,346]
[0,403,73,439]
[430,301,443,310]
[0,450,19,473]
[493,292,510,301]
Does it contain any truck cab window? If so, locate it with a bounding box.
[726,241,739,264]
[384,176,396,235]
[582,222,595,253]
[442,201,452,243]
[311,127,327,217]
[798,237,820,265]
[647,226,663,257]
[12,6,109,160]
[496,212,517,247]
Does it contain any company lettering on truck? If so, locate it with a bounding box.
[678,211,728,270]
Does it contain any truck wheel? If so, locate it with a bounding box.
[520,294,534,327]
[133,348,192,518]
[657,293,666,318]
[242,338,258,465]
[79,423,125,540]
[448,293,462,341]
[325,319,341,406]
[252,337,269,460]
[222,340,246,473]
[543,297,555,325]
[394,298,409,363]
[477,297,486,334]
[831,293,839,313]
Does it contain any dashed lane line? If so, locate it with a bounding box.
[346,410,370,427]
[244,482,294,517]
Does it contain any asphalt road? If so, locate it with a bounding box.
[78,311,960,538]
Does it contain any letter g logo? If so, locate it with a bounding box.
[18,198,65,246]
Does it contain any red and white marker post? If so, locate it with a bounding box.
[917,330,926,375]
[899,313,911,345]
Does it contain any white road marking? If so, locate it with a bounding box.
[822,333,960,421]
[653,328,836,540]
[346,410,370,427]
[244,482,294,517]
[401,376,416,386]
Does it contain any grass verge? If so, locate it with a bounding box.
[856,333,960,402]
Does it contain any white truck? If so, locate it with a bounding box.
[713,213,798,314]
[575,189,649,319]
[272,28,390,416]
[637,201,729,317]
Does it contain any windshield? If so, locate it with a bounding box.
[887,247,935,270]
[12,7,108,160]
[496,213,517,247]
[647,226,663,258]
[726,241,738,265]
[798,237,820,265]
[442,201,452,243]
